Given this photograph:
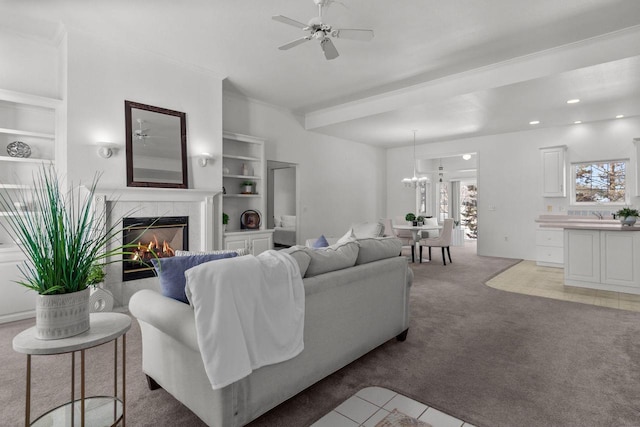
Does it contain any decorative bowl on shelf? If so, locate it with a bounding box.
[6,141,32,158]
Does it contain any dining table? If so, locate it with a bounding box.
[393,224,442,262]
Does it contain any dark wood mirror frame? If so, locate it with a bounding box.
[125,100,188,188]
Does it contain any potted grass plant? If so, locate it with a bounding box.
[405,212,417,226]
[222,212,229,232]
[0,166,136,339]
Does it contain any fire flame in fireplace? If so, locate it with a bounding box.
[130,235,175,262]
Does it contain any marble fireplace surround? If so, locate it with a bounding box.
[95,187,219,308]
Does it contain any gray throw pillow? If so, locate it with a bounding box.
[281,245,312,277]
[355,237,402,265]
[303,240,359,277]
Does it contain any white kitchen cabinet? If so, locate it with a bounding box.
[540,146,566,197]
[564,229,640,294]
[600,231,640,288]
[535,228,564,267]
[224,230,274,256]
[565,229,600,284]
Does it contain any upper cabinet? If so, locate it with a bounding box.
[222,132,266,232]
[540,145,566,197]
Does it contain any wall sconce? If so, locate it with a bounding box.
[97,143,117,159]
[199,153,214,167]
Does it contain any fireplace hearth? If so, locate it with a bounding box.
[122,216,188,281]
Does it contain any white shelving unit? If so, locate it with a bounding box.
[222,131,273,254]
[0,89,61,252]
[0,89,62,323]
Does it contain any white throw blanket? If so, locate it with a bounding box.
[185,250,305,390]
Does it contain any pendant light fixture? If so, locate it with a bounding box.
[402,130,428,187]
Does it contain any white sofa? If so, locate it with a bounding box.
[129,237,411,427]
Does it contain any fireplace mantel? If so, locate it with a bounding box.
[95,187,221,202]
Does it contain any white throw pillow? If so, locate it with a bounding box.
[281,215,296,228]
[337,228,357,244]
[352,222,385,238]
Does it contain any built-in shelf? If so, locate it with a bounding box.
[0,127,54,139]
[223,194,261,198]
[0,184,30,189]
[223,154,261,162]
[0,156,51,164]
[223,174,262,180]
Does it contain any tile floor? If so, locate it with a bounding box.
[486,260,640,312]
[311,386,475,427]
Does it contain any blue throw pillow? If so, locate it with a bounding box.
[151,252,238,303]
[312,234,329,248]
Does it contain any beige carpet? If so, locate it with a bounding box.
[486,260,640,312]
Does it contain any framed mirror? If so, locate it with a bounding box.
[125,100,188,188]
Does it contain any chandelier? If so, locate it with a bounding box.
[401,130,428,187]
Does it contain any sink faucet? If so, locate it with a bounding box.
[592,211,603,220]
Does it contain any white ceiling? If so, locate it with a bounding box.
[3,0,640,148]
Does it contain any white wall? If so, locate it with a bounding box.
[387,117,640,260]
[0,29,61,98]
[223,92,387,243]
[64,29,223,190]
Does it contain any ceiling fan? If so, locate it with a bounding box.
[133,119,150,141]
[272,0,374,60]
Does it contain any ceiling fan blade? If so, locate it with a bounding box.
[321,38,339,60]
[278,37,311,50]
[332,29,374,41]
[272,15,308,29]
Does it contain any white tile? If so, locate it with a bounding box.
[362,408,391,427]
[311,411,359,427]
[382,394,428,419]
[334,396,379,424]
[356,386,397,407]
[418,407,464,427]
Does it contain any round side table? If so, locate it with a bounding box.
[13,312,132,426]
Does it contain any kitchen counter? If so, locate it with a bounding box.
[535,215,640,231]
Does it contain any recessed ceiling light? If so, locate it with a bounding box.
[567,99,580,104]
[529,120,540,125]
[616,115,625,119]
[462,154,471,160]
[574,120,582,124]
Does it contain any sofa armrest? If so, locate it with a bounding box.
[129,289,199,351]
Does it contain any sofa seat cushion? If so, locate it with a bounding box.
[303,240,359,278]
[355,237,402,265]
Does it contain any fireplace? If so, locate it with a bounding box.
[122,216,188,281]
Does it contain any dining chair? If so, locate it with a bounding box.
[384,217,415,262]
[418,218,454,265]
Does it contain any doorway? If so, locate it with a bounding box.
[267,160,299,247]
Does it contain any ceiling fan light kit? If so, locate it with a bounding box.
[272,0,374,60]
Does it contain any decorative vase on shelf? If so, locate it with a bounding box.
[35,287,90,340]
[242,163,249,176]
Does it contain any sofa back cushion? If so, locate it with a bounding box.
[355,237,402,265]
[151,253,238,303]
[303,240,359,278]
[280,245,312,277]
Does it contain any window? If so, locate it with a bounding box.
[439,182,449,222]
[417,181,431,217]
[572,160,628,205]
